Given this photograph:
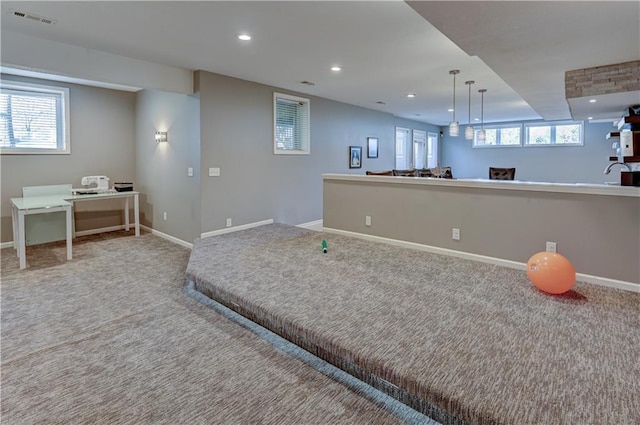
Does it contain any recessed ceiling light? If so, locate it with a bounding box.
[331,66,342,72]
[589,99,597,103]
[474,118,480,121]
[238,34,251,41]
[448,108,454,112]
[407,93,416,98]
[588,116,593,120]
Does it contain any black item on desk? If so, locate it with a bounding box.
[114,182,134,192]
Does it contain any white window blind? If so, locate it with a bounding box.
[274,92,310,155]
[0,81,70,154]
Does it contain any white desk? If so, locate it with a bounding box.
[67,190,140,237]
[10,190,140,269]
[11,196,73,270]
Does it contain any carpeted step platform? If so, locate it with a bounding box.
[186,223,640,425]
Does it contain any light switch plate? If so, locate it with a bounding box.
[208,167,220,177]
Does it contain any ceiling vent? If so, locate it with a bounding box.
[10,9,56,25]
[300,81,315,86]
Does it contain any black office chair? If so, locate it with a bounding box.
[366,170,393,176]
[392,169,417,177]
[489,167,516,180]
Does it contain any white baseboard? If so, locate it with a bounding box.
[1,225,130,250]
[296,219,323,232]
[140,225,193,249]
[200,219,274,239]
[1,225,193,251]
[323,227,640,293]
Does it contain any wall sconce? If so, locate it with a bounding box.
[155,131,168,143]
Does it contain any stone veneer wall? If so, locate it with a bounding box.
[565,60,640,98]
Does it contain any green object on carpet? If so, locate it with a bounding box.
[187,223,640,425]
[323,239,328,253]
[1,230,433,424]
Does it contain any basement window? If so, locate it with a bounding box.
[273,92,310,155]
[0,80,70,154]
[473,124,522,147]
[524,121,583,146]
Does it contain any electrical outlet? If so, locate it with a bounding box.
[188,167,193,177]
[452,228,460,240]
[546,241,557,253]
[226,218,232,228]
[163,212,167,221]
[209,167,220,177]
[365,216,371,226]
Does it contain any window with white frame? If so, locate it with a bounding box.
[524,121,583,146]
[273,92,310,155]
[413,129,426,169]
[473,124,522,147]
[395,127,411,169]
[426,132,438,168]
[0,80,70,154]
[412,130,439,169]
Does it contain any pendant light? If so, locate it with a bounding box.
[464,80,475,140]
[477,89,487,142]
[448,70,460,137]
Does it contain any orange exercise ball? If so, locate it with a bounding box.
[527,252,576,295]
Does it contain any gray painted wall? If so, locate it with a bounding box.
[1,74,136,243]
[134,90,201,243]
[195,71,422,233]
[2,70,435,245]
[441,121,618,183]
[324,177,640,284]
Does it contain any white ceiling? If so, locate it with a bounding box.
[1,1,638,126]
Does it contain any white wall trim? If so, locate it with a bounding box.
[1,225,194,250]
[323,227,640,293]
[140,225,193,249]
[1,225,129,249]
[296,219,323,232]
[200,219,274,239]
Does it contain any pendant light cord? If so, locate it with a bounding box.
[479,89,487,130]
[468,84,471,124]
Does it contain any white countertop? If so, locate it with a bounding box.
[322,174,640,198]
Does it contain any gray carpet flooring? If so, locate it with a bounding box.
[187,223,640,425]
[1,230,435,424]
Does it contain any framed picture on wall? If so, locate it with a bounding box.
[367,137,379,158]
[349,146,362,169]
